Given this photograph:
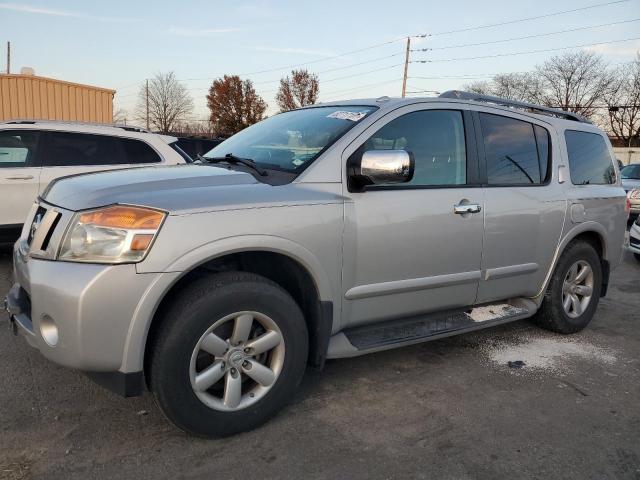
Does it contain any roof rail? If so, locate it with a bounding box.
[438,90,591,124]
[2,119,150,132]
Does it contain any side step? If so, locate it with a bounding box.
[327,302,534,359]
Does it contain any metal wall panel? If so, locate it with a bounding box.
[0,74,114,123]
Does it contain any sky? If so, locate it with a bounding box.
[1,0,639,123]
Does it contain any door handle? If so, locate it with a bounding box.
[454,203,482,214]
[5,175,34,180]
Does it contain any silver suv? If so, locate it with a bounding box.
[5,92,628,437]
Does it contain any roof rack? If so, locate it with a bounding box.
[438,90,591,124]
[2,119,150,132]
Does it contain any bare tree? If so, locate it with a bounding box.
[206,75,267,136]
[135,72,194,133]
[464,73,544,103]
[604,54,640,146]
[490,73,545,104]
[536,51,615,119]
[112,107,128,124]
[276,69,319,112]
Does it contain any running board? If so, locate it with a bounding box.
[326,301,535,359]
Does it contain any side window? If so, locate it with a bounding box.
[121,138,162,164]
[358,110,467,186]
[0,130,40,168]
[42,132,127,167]
[479,113,549,185]
[564,130,616,185]
[534,125,551,183]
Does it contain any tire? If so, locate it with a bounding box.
[534,240,602,334]
[148,271,308,437]
[634,253,640,263]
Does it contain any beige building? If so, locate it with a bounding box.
[0,71,115,123]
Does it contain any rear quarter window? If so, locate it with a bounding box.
[122,138,162,164]
[564,130,616,185]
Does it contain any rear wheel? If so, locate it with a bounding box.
[534,240,602,334]
[148,271,308,437]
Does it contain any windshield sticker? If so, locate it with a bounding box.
[327,111,367,122]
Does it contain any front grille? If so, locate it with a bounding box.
[27,206,47,246]
[631,236,640,248]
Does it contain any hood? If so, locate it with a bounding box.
[43,164,259,212]
[622,178,640,192]
[42,164,344,214]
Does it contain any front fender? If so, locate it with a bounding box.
[120,235,335,373]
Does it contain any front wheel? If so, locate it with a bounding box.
[634,253,640,263]
[534,240,602,334]
[148,272,308,437]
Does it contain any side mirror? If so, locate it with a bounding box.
[352,150,414,188]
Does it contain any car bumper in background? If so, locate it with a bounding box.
[629,223,640,255]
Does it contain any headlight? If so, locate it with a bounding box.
[58,205,166,264]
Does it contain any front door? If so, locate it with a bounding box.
[341,106,485,328]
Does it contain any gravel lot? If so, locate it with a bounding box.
[1,249,639,480]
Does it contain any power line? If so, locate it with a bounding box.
[425,0,630,37]
[411,37,640,64]
[413,18,640,52]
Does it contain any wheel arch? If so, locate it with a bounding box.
[121,236,336,375]
[534,222,609,303]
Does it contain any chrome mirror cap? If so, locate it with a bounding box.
[359,150,414,185]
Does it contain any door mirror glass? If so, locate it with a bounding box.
[356,150,414,186]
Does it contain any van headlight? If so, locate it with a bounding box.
[58,205,166,264]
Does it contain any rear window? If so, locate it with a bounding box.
[564,130,615,185]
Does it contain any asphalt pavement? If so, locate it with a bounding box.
[1,249,638,480]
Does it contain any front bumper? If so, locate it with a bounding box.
[5,239,164,395]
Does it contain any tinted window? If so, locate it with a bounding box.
[534,125,551,183]
[621,164,640,179]
[122,138,161,164]
[43,132,127,166]
[565,130,615,185]
[360,110,467,186]
[0,130,40,168]
[480,113,545,185]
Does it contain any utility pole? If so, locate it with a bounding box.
[401,37,410,98]
[6,41,10,74]
[145,78,149,130]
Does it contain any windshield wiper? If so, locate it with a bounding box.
[200,153,268,176]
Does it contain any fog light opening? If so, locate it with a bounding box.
[40,314,59,346]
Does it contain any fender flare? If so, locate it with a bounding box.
[120,235,335,373]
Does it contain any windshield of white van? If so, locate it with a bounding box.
[204,106,376,173]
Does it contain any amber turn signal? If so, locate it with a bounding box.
[78,205,165,229]
[131,234,154,251]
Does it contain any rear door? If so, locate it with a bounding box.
[0,129,42,233]
[37,131,163,193]
[474,111,566,303]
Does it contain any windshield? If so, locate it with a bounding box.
[204,106,376,173]
[621,164,640,179]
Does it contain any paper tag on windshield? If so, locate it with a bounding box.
[327,111,367,122]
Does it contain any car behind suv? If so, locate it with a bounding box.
[4,92,628,437]
[0,120,189,244]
